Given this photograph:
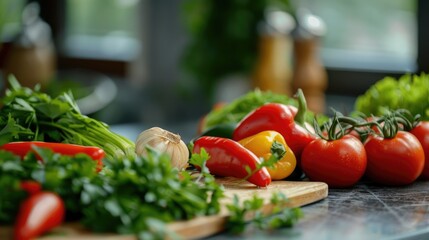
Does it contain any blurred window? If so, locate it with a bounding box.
[35,0,420,90]
[293,0,417,72]
[63,0,141,61]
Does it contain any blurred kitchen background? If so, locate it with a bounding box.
[0,0,424,132]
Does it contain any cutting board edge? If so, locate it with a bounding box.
[0,181,329,240]
[170,181,329,239]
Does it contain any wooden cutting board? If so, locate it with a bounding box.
[0,179,328,240]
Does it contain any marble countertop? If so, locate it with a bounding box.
[208,181,429,240]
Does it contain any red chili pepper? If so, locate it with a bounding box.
[193,136,271,187]
[0,141,104,171]
[20,181,42,196]
[14,191,65,240]
[233,89,316,161]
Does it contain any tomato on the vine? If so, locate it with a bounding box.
[301,112,367,188]
[301,134,367,188]
[364,131,424,186]
[409,121,429,179]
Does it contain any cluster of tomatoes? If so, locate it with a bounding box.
[301,109,429,188]
[199,96,429,189]
[197,88,428,189]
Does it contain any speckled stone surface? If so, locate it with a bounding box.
[210,181,429,240]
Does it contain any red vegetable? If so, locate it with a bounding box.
[20,181,42,196]
[301,134,367,188]
[14,191,65,240]
[0,141,105,171]
[232,90,316,161]
[365,131,424,186]
[409,121,429,179]
[193,136,271,187]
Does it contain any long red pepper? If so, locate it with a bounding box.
[193,136,272,187]
[0,141,105,171]
[20,181,42,196]
[233,89,316,161]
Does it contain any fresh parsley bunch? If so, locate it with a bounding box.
[81,147,224,238]
[0,147,224,239]
[0,76,135,160]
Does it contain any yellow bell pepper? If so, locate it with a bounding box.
[238,130,296,180]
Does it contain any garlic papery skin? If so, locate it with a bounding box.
[135,127,189,170]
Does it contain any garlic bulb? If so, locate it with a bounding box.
[135,127,189,170]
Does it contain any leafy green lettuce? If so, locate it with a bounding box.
[355,73,429,120]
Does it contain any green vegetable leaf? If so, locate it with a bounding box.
[244,141,285,181]
[0,76,135,160]
[355,73,429,120]
[34,100,71,119]
[0,115,34,145]
[189,147,210,168]
[14,98,35,112]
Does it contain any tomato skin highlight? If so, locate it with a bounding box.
[364,131,424,186]
[301,135,367,188]
[409,121,429,179]
[14,192,65,240]
[193,136,272,187]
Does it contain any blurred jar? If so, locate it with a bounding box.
[0,2,56,89]
[252,8,295,96]
[292,8,328,114]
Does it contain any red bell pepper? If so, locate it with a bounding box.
[0,141,105,171]
[193,136,272,187]
[233,89,316,160]
[14,191,65,240]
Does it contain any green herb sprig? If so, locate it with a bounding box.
[0,76,135,160]
[226,192,303,234]
[244,140,285,181]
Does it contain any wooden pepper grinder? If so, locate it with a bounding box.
[292,8,327,114]
[252,9,295,96]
